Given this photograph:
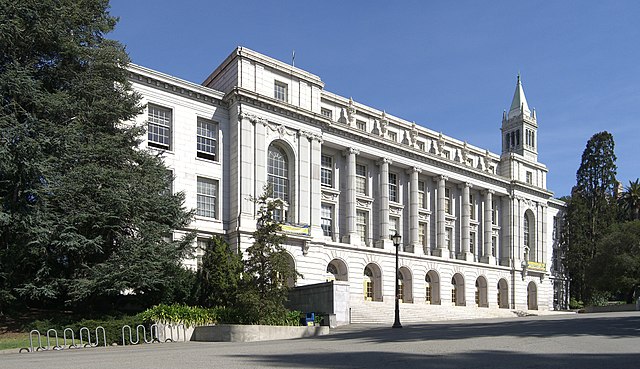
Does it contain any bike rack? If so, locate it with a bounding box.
[94,326,107,347]
[63,328,78,349]
[79,326,91,348]
[46,329,62,350]
[29,329,43,352]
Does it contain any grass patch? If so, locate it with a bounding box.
[0,333,30,351]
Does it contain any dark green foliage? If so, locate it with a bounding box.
[0,0,194,312]
[562,131,618,302]
[197,236,242,308]
[238,188,297,324]
[619,179,640,221]
[29,314,144,346]
[138,304,217,328]
[591,221,640,303]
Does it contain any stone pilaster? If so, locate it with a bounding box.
[460,182,473,261]
[434,175,448,258]
[310,136,324,238]
[342,147,360,245]
[482,189,496,265]
[408,167,422,255]
[376,158,392,249]
[297,132,312,225]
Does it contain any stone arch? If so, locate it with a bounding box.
[284,252,296,288]
[451,273,465,306]
[498,278,509,309]
[524,209,536,262]
[326,258,348,282]
[527,281,538,310]
[364,263,383,302]
[267,140,296,221]
[475,276,488,308]
[398,267,413,303]
[425,270,441,305]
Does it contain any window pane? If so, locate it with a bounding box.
[321,204,333,237]
[389,173,397,203]
[321,155,333,187]
[148,104,172,149]
[197,118,217,160]
[197,177,217,218]
[268,146,289,202]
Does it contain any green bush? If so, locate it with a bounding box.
[29,315,143,346]
[569,297,584,309]
[588,291,611,307]
[139,304,217,327]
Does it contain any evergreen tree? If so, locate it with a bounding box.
[0,0,194,312]
[197,236,242,308]
[239,188,296,324]
[563,131,618,303]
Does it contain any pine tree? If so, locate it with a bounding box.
[197,236,242,308]
[0,0,194,312]
[239,188,296,324]
[563,131,618,303]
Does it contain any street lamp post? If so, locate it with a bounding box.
[392,231,402,328]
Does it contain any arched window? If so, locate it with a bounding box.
[425,274,432,303]
[268,145,289,202]
[364,266,374,301]
[524,210,536,261]
[397,272,404,302]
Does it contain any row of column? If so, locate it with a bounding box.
[341,148,499,263]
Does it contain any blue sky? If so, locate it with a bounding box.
[108,0,639,198]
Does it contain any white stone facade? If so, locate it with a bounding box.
[127,47,568,313]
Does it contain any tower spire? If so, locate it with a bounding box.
[508,74,530,119]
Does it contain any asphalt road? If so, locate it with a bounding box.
[2,311,640,369]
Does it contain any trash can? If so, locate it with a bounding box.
[304,312,315,326]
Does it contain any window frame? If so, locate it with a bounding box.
[389,172,398,203]
[356,163,367,195]
[356,210,368,245]
[196,117,218,161]
[196,177,218,219]
[147,103,172,150]
[274,81,288,102]
[321,203,334,238]
[321,154,333,188]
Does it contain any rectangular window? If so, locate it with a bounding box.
[321,204,333,237]
[356,120,367,131]
[389,217,399,238]
[196,118,218,161]
[356,164,367,195]
[356,211,368,245]
[388,131,397,142]
[321,108,332,119]
[147,104,172,150]
[443,150,450,159]
[419,222,426,248]
[389,173,398,203]
[470,194,476,220]
[417,141,425,151]
[526,171,533,184]
[492,236,497,256]
[196,238,208,268]
[444,188,451,215]
[492,200,497,225]
[274,81,288,102]
[321,155,333,187]
[165,170,173,195]
[446,227,452,249]
[470,231,476,254]
[196,177,218,219]
[418,180,425,209]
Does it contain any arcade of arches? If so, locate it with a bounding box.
[324,260,540,309]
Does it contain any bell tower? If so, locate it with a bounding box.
[501,74,538,162]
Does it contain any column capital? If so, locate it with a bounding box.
[483,189,495,195]
[438,174,448,182]
[343,147,360,156]
[458,182,473,189]
[406,166,422,175]
[377,157,393,166]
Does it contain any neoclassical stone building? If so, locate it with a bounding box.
[127,47,568,323]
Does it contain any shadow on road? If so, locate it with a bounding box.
[316,313,640,344]
[230,350,640,369]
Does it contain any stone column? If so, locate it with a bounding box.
[482,189,496,264]
[501,195,512,266]
[435,175,448,258]
[377,158,392,249]
[460,182,473,261]
[541,204,547,267]
[298,132,312,226]
[310,136,324,238]
[343,147,360,245]
[408,167,422,255]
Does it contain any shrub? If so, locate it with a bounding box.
[139,304,217,327]
[569,297,584,309]
[29,315,143,346]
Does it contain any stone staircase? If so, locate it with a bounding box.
[349,300,534,324]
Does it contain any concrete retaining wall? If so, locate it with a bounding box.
[287,281,350,327]
[583,303,639,313]
[191,324,330,342]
